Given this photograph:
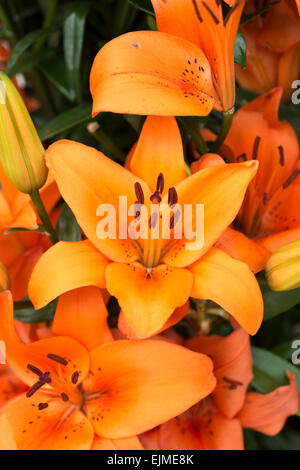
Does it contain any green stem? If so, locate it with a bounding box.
[211,107,235,153]
[88,123,126,162]
[28,69,55,118]
[30,189,58,244]
[14,300,33,310]
[179,118,209,155]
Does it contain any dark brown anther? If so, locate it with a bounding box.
[252,136,261,159]
[149,212,158,229]
[223,376,243,390]
[150,192,162,203]
[156,173,164,194]
[236,153,247,162]
[263,192,268,205]
[202,1,220,24]
[278,145,285,166]
[47,354,68,366]
[27,364,43,377]
[40,371,52,384]
[38,403,49,411]
[169,210,181,230]
[134,182,144,205]
[224,0,242,26]
[168,187,178,206]
[26,380,44,398]
[61,393,69,402]
[283,169,300,189]
[71,371,79,385]
[191,0,203,22]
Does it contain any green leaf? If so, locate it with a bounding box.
[260,276,300,321]
[63,2,91,102]
[6,27,57,76]
[38,102,92,140]
[39,56,74,101]
[14,301,57,324]
[234,31,246,68]
[56,204,82,242]
[128,0,154,16]
[251,346,300,415]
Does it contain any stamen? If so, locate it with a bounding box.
[252,136,261,159]
[156,173,164,194]
[150,192,162,203]
[191,0,203,22]
[26,381,44,398]
[40,371,52,384]
[149,212,158,229]
[61,393,69,402]
[71,371,79,385]
[224,0,242,26]
[38,403,49,411]
[283,169,300,189]
[169,210,181,230]
[223,376,243,390]
[168,187,178,206]
[263,192,268,205]
[27,364,42,377]
[236,153,247,162]
[134,182,144,205]
[202,1,220,24]
[47,354,68,366]
[278,145,285,166]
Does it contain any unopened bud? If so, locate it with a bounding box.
[266,240,300,291]
[0,72,47,193]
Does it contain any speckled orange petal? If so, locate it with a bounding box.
[92,436,143,450]
[215,227,270,273]
[129,116,186,194]
[53,287,113,351]
[189,247,263,335]
[0,290,90,388]
[0,365,27,410]
[162,161,258,268]
[105,262,193,338]
[187,329,253,419]
[84,340,215,439]
[90,31,217,117]
[238,372,298,436]
[46,139,149,263]
[0,393,94,450]
[29,240,110,309]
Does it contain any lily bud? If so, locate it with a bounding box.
[0,262,10,292]
[0,72,47,194]
[266,240,300,291]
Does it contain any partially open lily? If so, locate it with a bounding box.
[29,116,262,338]
[202,88,300,273]
[141,328,298,450]
[0,290,216,450]
[90,0,245,116]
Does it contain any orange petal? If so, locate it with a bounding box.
[9,245,44,301]
[187,329,253,418]
[215,227,270,273]
[162,161,259,267]
[129,116,186,193]
[118,301,189,340]
[29,240,110,309]
[92,436,143,450]
[53,287,113,351]
[0,393,94,450]
[83,340,216,439]
[189,247,263,335]
[258,226,300,253]
[0,365,27,410]
[0,291,90,388]
[90,31,217,117]
[238,372,298,435]
[46,139,149,263]
[105,262,193,338]
[191,153,225,173]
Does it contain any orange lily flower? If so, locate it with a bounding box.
[90,0,245,116]
[29,116,263,338]
[201,88,300,273]
[141,328,298,450]
[0,161,60,300]
[0,289,216,450]
[236,0,300,102]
